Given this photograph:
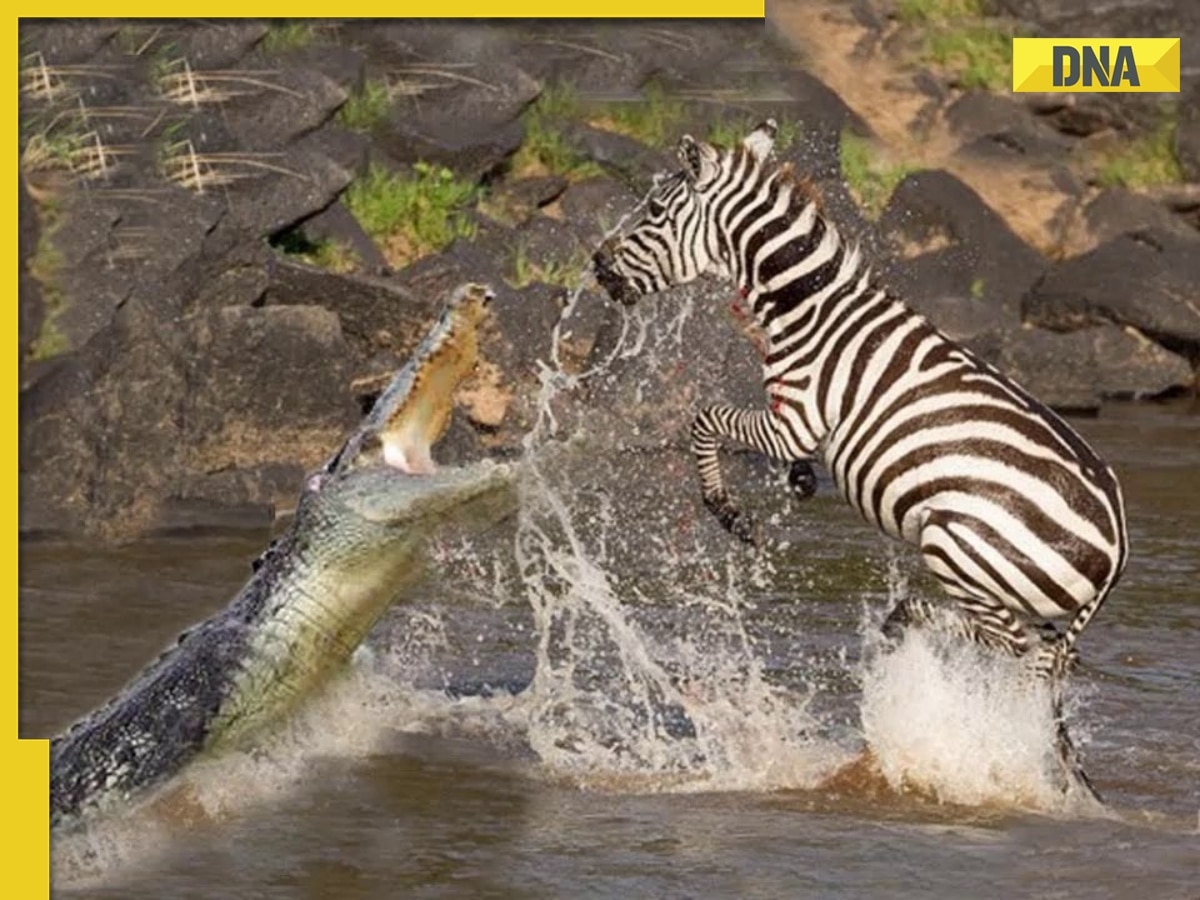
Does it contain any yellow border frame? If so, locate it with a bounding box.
[13,7,765,895]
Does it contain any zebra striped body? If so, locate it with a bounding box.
[593,121,1128,678]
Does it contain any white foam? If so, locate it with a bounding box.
[858,603,1099,813]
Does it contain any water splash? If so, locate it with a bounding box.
[855,577,1103,814]
[510,445,845,793]
[52,268,1114,888]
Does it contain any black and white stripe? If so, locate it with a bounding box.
[593,120,1129,680]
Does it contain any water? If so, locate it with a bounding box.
[22,291,1200,897]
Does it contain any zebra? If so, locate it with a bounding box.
[592,120,1128,791]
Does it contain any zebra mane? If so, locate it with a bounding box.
[722,140,824,220]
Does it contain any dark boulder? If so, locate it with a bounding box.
[972,323,1193,413]
[366,41,538,180]
[1022,228,1200,364]
[560,123,673,188]
[1174,81,1200,183]
[262,257,440,360]
[292,200,390,276]
[18,178,43,364]
[20,301,360,539]
[161,21,269,69]
[222,68,348,150]
[557,177,641,248]
[947,91,1075,164]
[878,169,1046,336]
[1075,188,1197,250]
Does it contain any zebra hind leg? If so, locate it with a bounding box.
[880,596,940,643]
[959,604,1101,804]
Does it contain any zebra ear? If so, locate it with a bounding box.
[742,118,778,164]
[678,135,704,181]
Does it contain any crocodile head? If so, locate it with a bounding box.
[340,282,495,476]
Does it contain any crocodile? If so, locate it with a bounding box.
[49,282,511,829]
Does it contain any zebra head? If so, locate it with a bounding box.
[593,119,779,306]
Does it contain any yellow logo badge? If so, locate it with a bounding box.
[1012,38,1180,92]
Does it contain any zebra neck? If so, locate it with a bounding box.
[729,198,886,347]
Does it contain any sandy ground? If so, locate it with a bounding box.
[767,0,1079,255]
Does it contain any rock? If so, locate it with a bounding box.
[299,122,371,176]
[974,322,1193,410]
[165,21,270,69]
[1075,188,1196,251]
[557,177,641,247]
[19,301,360,538]
[19,272,44,367]
[294,200,390,275]
[388,224,515,312]
[19,179,44,363]
[277,42,367,95]
[20,299,190,538]
[878,169,1045,333]
[1025,94,1132,139]
[1091,325,1194,399]
[469,281,568,441]
[19,22,118,64]
[516,21,770,95]
[511,214,591,280]
[222,68,347,150]
[262,257,440,358]
[947,92,1075,163]
[355,28,539,180]
[484,175,569,226]
[981,327,1101,413]
[221,143,352,239]
[561,123,673,187]
[1022,228,1200,364]
[1174,81,1200,183]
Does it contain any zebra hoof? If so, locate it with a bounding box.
[787,460,818,500]
[704,495,760,546]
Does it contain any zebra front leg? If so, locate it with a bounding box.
[690,404,811,546]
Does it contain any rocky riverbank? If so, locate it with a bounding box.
[18,11,1198,539]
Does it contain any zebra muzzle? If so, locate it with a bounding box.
[592,241,638,306]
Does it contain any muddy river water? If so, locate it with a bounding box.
[21,394,1200,898]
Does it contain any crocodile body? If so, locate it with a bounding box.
[49,283,509,829]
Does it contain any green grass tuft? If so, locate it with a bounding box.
[338,79,392,133]
[897,0,1016,91]
[512,83,604,179]
[344,162,478,264]
[27,219,71,361]
[895,0,981,25]
[600,81,687,149]
[706,116,799,154]
[1095,112,1184,189]
[839,129,913,219]
[261,21,317,55]
[271,228,358,273]
[509,241,588,290]
[928,23,1013,91]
